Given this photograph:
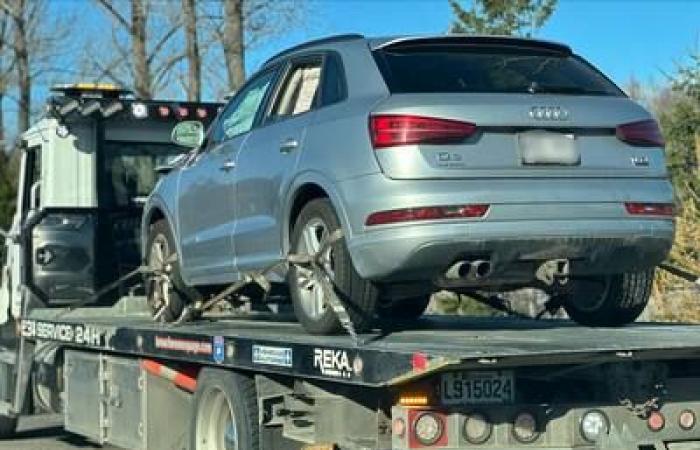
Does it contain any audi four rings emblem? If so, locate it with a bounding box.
[529,106,570,121]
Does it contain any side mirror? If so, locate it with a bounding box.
[171,121,205,149]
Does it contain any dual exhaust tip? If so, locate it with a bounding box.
[445,259,493,281]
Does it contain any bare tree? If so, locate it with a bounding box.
[182,0,201,100]
[89,0,185,99]
[0,0,29,133]
[221,0,244,92]
[0,12,15,151]
[199,0,307,95]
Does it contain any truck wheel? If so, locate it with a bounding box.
[563,270,653,327]
[0,415,17,438]
[191,368,259,450]
[145,220,194,322]
[377,295,431,320]
[289,199,378,334]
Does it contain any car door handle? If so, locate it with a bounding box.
[219,160,236,171]
[279,138,299,154]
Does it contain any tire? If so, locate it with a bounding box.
[563,270,653,327]
[289,199,378,334]
[145,219,196,322]
[0,416,17,439]
[377,295,431,320]
[191,368,259,450]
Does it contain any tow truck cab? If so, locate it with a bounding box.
[0,84,220,319]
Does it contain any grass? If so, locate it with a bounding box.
[649,185,700,322]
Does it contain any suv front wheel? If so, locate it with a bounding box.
[289,199,378,335]
[145,219,197,322]
[563,270,653,326]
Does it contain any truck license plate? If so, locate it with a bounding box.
[441,371,514,405]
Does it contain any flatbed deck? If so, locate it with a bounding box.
[21,305,700,387]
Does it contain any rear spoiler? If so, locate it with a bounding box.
[372,35,572,56]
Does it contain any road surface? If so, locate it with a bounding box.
[0,415,118,450]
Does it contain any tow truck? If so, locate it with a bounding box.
[0,84,699,450]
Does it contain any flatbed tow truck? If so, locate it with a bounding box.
[0,84,699,450]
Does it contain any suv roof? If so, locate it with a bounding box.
[261,33,573,68]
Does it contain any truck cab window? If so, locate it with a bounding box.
[102,142,183,208]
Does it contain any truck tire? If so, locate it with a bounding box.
[145,220,195,322]
[0,415,17,439]
[191,368,259,450]
[377,295,431,320]
[563,270,653,327]
[289,199,378,334]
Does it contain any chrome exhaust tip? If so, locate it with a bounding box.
[445,261,471,280]
[471,260,493,279]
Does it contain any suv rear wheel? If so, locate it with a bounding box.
[563,270,653,326]
[289,199,378,334]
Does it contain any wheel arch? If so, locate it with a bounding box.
[141,198,181,264]
[283,173,352,256]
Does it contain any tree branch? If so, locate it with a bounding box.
[95,0,130,31]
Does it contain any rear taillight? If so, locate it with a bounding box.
[616,119,664,147]
[369,114,477,149]
[625,202,675,217]
[366,204,489,226]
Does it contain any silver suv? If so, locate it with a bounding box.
[142,34,675,334]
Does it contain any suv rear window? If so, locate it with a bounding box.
[373,45,623,97]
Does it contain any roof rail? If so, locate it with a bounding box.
[262,33,365,67]
[374,35,572,55]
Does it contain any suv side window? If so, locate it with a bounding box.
[319,53,347,106]
[270,58,322,119]
[211,70,276,144]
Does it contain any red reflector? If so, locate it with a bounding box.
[366,204,489,226]
[648,411,665,431]
[625,202,675,217]
[177,106,189,118]
[616,119,664,147]
[158,106,170,118]
[196,107,208,119]
[411,352,428,372]
[370,114,477,149]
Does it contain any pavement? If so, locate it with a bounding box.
[0,415,119,450]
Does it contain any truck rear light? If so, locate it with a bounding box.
[616,119,664,147]
[580,410,609,442]
[463,412,492,444]
[366,204,489,226]
[624,202,675,217]
[196,107,208,119]
[158,106,171,118]
[512,411,539,443]
[177,106,189,118]
[393,418,407,437]
[647,411,665,431]
[370,114,477,149]
[679,410,696,430]
[412,412,445,446]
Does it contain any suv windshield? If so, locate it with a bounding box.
[373,45,623,96]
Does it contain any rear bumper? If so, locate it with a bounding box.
[347,218,673,283]
[336,175,675,283]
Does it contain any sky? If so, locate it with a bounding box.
[247,0,700,89]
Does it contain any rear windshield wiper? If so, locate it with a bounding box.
[527,82,609,96]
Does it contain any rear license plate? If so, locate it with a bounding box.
[441,370,514,405]
[518,131,580,166]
